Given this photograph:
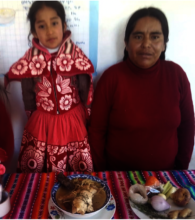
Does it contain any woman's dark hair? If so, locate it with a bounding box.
[123,7,169,61]
[27,1,66,45]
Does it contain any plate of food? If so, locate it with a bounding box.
[129,176,195,219]
[49,173,115,219]
[48,194,116,219]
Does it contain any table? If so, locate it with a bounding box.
[1,170,195,219]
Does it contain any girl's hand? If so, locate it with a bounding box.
[25,110,34,119]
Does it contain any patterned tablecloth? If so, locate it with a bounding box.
[1,170,195,219]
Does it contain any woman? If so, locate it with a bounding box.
[89,7,194,171]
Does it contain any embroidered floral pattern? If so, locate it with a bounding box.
[16,42,94,173]
[37,141,46,151]
[48,145,58,155]
[48,61,51,72]
[75,46,85,59]
[21,130,38,149]
[11,42,92,116]
[57,54,74,71]
[87,108,91,116]
[22,131,28,144]
[57,146,68,155]
[78,141,84,148]
[88,90,93,103]
[12,59,28,75]
[48,59,57,71]
[59,95,72,110]
[56,74,72,94]
[67,142,77,152]
[37,98,54,112]
[75,46,81,53]
[75,58,91,71]
[84,142,90,151]
[37,76,52,97]
[57,156,67,170]
[29,54,46,75]
[27,132,34,142]
[69,148,93,172]
[21,146,44,172]
[18,130,93,172]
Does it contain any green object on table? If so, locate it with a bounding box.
[162,181,172,195]
[55,214,60,219]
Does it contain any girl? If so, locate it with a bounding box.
[6,1,94,173]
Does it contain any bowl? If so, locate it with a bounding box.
[0,191,11,218]
[0,8,15,25]
[51,174,111,218]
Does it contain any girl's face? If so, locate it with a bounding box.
[125,16,165,69]
[33,6,66,49]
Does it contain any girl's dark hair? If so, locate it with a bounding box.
[27,1,66,45]
[123,7,169,61]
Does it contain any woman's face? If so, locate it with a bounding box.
[125,16,165,69]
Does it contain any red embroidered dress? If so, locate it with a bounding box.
[7,31,94,173]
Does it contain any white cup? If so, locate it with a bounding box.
[0,191,11,218]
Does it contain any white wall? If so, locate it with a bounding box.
[97,1,195,98]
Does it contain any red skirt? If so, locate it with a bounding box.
[17,103,93,172]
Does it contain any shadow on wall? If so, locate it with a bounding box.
[93,17,126,89]
[6,81,28,173]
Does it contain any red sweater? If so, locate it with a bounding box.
[0,99,14,168]
[89,58,194,171]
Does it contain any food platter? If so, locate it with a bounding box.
[51,174,111,218]
[50,173,116,219]
[129,197,195,219]
[48,194,116,219]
